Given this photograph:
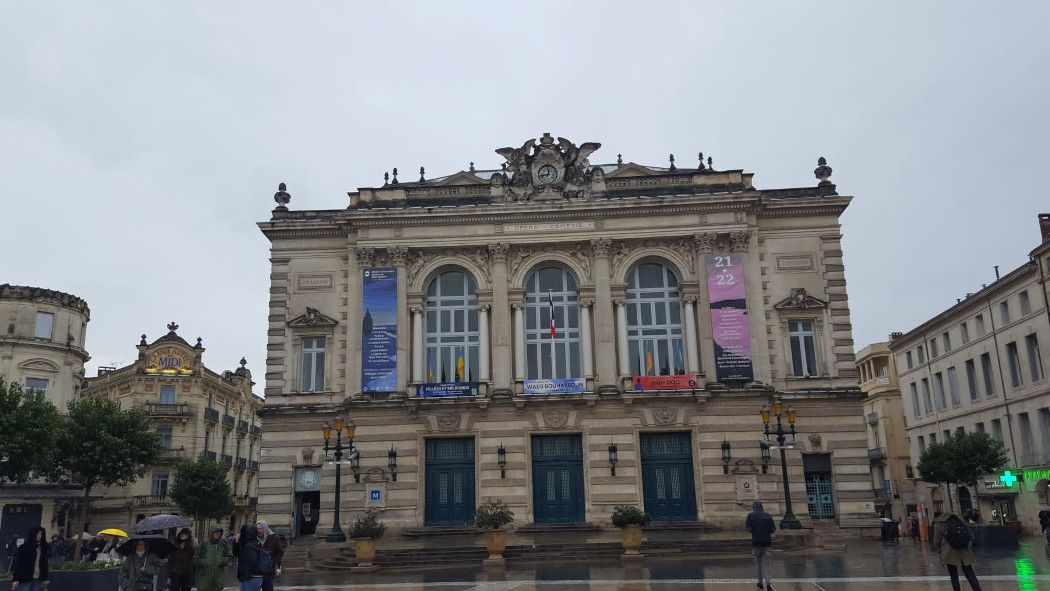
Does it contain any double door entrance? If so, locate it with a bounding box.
[640,432,697,522]
[424,438,476,526]
[531,435,586,523]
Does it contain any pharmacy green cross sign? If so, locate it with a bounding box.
[999,470,1018,487]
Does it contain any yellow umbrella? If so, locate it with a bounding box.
[97,528,128,538]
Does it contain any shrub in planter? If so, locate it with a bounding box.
[48,560,121,591]
[476,498,515,561]
[611,505,651,557]
[350,508,386,567]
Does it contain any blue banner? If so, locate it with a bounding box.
[419,383,479,398]
[361,267,398,392]
[523,378,586,395]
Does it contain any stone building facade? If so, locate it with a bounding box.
[257,135,873,536]
[81,324,263,532]
[0,285,91,541]
[890,228,1050,533]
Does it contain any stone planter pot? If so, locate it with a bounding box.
[621,524,643,556]
[354,538,377,566]
[484,529,508,560]
[49,568,120,591]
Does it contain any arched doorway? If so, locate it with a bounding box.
[930,487,944,514]
[957,486,973,518]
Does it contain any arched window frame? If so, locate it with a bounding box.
[524,266,581,380]
[424,270,480,383]
[625,262,686,376]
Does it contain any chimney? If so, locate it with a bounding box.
[1039,213,1050,242]
[890,332,903,340]
[994,265,1000,280]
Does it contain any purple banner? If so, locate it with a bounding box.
[706,254,754,383]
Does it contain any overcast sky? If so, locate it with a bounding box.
[3,2,1048,388]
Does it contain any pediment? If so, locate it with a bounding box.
[435,171,488,186]
[18,358,60,373]
[605,162,658,179]
[774,288,828,310]
[288,307,339,328]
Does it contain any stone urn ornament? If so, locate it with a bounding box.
[611,505,651,559]
[349,508,386,568]
[475,498,515,564]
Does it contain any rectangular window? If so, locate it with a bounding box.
[975,422,985,433]
[157,425,172,449]
[1006,341,1023,387]
[930,339,939,358]
[955,426,965,436]
[1019,291,1031,315]
[976,314,986,335]
[24,378,48,395]
[991,418,1003,442]
[943,429,951,441]
[965,359,978,401]
[960,322,970,344]
[1026,333,1045,382]
[34,312,54,341]
[910,383,921,418]
[980,353,995,395]
[933,372,947,410]
[159,384,176,405]
[943,332,952,353]
[906,351,914,369]
[1019,413,1035,459]
[918,436,926,454]
[151,472,169,497]
[947,366,960,406]
[788,320,818,377]
[1000,301,1010,324]
[921,378,933,414]
[929,433,937,445]
[917,345,925,363]
[1040,409,1050,463]
[300,337,326,392]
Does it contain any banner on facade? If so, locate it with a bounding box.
[706,254,754,383]
[523,378,586,395]
[361,267,398,392]
[630,374,699,391]
[418,382,478,398]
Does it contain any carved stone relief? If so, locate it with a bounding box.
[653,407,676,425]
[544,410,569,428]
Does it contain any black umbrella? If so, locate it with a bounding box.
[134,514,191,534]
[117,535,177,559]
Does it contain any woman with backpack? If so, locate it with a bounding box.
[932,511,983,591]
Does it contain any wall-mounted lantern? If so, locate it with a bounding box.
[497,444,507,479]
[608,443,619,476]
[721,439,732,474]
[388,447,398,482]
[760,441,771,474]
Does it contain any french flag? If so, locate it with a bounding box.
[548,290,557,339]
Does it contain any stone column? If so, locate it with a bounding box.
[390,246,410,394]
[683,296,700,374]
[488,243,512,390]
[513,303,526,382]
[411,305,424,384]
[479,304,491,383]
[589,238,618,388]
[580,299,594,379]
[615,298,630,378]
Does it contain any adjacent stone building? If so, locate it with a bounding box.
[257,135,873,537]
[0,285,91,541]
[890,223,1050,533]
[81,324,263,532]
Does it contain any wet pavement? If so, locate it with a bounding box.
[269,537,1050,590]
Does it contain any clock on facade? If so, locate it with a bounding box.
[536,165,558,184]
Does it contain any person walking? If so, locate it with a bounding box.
[194,526,232,591]
[255,521,284,591]
[119,540,165,591]
[1039,510,1050,545]
[234,525,264,591]
[910,516,920,543]
[168,528,195,591]
[932,510,983,591]
[745,501,776,591]
[10,527,48,591]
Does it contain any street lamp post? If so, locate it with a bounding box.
[322,416,356,543]
[761,398,802,529]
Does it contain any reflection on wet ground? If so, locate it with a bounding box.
[266,538,1050,590]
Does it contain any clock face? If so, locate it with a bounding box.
[537,165,558,184]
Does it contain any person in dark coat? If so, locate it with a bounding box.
[745,501,776,591]
[233,525,262,591]
[255,521,283,591]
[10,527,48,591]
[932,511,983,591]
[168,528,195,591]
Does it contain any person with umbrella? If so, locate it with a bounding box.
[118,537,173,591]
[10,527,48,591]
[168,528,195,591]
[194,526,231,591]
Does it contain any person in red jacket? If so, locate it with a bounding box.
[255,521,284,591]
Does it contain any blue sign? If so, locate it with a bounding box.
[883,480,891,494]
[370,489,381,502]
[419,382,478,398]
[523,378,586,395]
[361,267,398,392]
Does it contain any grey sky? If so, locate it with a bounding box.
[3,2,1048,386]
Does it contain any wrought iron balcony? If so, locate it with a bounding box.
[145,403,191,418]
[867,447,887,463]
[248,460,259,472]
[237,420,249,434]
[204,408,219,422]
[222,414,235,429]
[156,447,186,463]
[221,454,233,466]
[136,495,174,507]
[235,457,247,470]
[872,487,891,502]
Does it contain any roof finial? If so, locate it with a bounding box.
[698,152,705,171]
[617,154,623,165]
[469,161,475,172]
[391,167,399,185]
[419,166,426,182]
[273,182,291,211]
[383,171,389,185]
[240,357,247,368]
[166,322,178,333]
[814,156,833,186]
[707,155,713,171]
[195,337,203,349]
[140,334,147,346]
[668,154,676,172]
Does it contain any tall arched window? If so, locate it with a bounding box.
[425,270,479,382]
[626,262,685,375]
[525,267,581,379]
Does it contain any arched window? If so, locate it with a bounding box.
[425,270,479,382]
[626,262,685,376]
[525,267,581,379]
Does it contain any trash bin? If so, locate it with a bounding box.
[881,520,898,541]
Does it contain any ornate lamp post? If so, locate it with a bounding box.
[761,398,802,529]
[322,416,356,543]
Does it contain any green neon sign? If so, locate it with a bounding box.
[1023,468,1050,481]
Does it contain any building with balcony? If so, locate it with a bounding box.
[0,285,91,544]
[855,339,916,520]
[81,323,263,532]
[256,133,875,538]
[890,220,1050,533]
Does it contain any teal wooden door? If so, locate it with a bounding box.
[424,438,475,526]
[531,435,585,523]
[640,432,697,522]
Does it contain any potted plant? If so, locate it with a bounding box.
[611,505,651,556]
[349,508,386,567]
[475,498,515,561]
[48,559,122,591]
